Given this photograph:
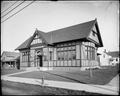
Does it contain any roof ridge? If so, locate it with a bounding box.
[45,19,96,34]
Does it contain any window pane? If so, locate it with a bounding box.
[61,52,64,60]
[61,48,63,51]
[72,51,76,60]
[88,47,90,60]
[57,52,61,60]
[92,48,95,60]
[68,47,71,50]
[64,47,67,50]
[64,52,68,60]
[68,51,72,60]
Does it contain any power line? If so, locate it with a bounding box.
[1,0,36,23]
[1,1,25,18]
[1,1,19,14]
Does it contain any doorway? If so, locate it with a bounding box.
[38,55,43,67]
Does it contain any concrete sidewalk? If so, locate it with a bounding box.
[107,75,119,87]
[1,72,119,95]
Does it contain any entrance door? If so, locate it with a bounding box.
[38,55,42,67]
[36,49,43,67]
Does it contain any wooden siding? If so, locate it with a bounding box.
[88,25,99,44]
[19,40,99,68]
[88,31,99,44]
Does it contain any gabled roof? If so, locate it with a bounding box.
[16,19,103,50]
[1,51,20,61]
[45,19,96,44]
[16,36,32,50]
[107,51,119,58]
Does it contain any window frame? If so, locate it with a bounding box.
[85,45,95,60]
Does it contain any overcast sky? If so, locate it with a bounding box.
[1,1,119,54]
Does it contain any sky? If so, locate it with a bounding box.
[1,1,119,54]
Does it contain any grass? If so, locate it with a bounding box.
[47,65,119,85]
[10,65,119,85]
[2,80,104,95]
[1,68,24,75]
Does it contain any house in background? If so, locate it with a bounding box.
[107,51,119,66]
[99,50,119,66]
[97,53,101,66]
[15,19,103,71]
[99,50,110,66]
[1,51,20,69]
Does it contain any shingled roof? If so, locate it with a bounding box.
[16,36,32,50]
[16,19,103,50]
[1,51,20,61]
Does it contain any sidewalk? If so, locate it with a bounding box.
[1,71,119,95]
[107,75,119,87]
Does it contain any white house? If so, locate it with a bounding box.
[99,50,119,66]
[107,51,119,66]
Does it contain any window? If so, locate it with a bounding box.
[71,51,76,60]
[91,48,95,60]
[43,52,47,61]
[44,55,47,61]
[87,47,91,60]
[64,51,68,60]
[68,51,72,60]
[84,46,87,59]
[61,48,63,51]
[22,51,29,62]
[61,52,64,60]
[68,47,71,50]
[85,46,95,60]
[57,46,76,61]
[71,46,75,50]
[57,52,61,60]
[49,51,52,60]
[72,42,76,45]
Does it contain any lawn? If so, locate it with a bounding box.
[10,65,119,85]
[46,65,119,85]
[1,68,24,75]
[2,80,103,95]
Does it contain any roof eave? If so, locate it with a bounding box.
[87,37,103,47]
